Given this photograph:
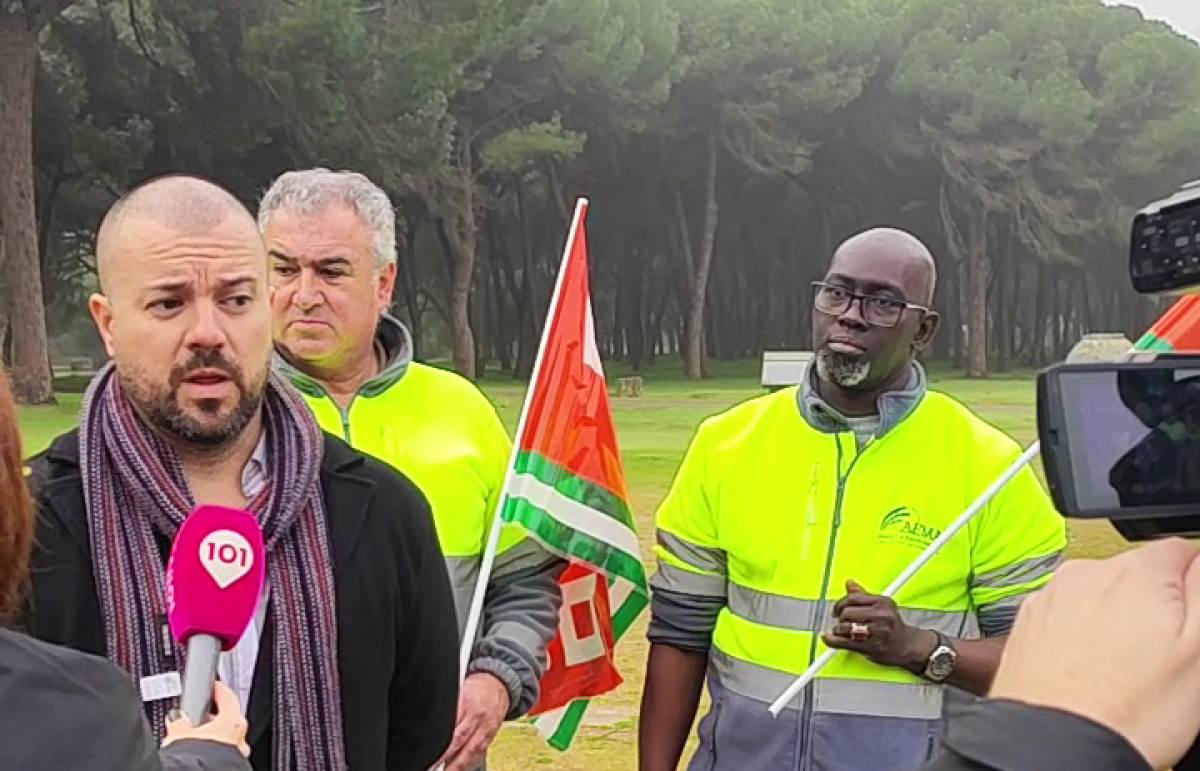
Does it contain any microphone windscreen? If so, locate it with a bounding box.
[165,504,266,651]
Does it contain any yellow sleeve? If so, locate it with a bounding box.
[482,399,514,524]
[478,396,532,564]
[969,447,1066,636]
[651,424,727,599]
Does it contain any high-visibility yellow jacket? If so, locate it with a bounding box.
[274,315,563,720]
[649,365,1065,771]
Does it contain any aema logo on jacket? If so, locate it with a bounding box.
[878,506,942,549]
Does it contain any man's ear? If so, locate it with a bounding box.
[88,293,116,358]
[376,262,398,313]
[912,310,940,353]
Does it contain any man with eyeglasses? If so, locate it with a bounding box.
[637,227,1066,771]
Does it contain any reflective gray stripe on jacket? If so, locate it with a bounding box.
[653,549,1056,771]
[651,535,1058,771]
[651,577,982,770]
[687,653,947,771]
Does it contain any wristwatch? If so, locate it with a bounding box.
[922,631,957,682]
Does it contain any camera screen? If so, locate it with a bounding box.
[1058,367,1200,512]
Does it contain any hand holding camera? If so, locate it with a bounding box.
[991,538,1200,770]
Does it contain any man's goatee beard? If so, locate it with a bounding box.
[816,348,872,388]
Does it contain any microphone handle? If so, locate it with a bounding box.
[180,634,223,725]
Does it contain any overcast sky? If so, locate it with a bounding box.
[1110,0,1200,40]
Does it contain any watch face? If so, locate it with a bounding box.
[928,647,956,679]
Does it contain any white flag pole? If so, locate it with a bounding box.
[456,197,591,680]
[767,440,1042,717]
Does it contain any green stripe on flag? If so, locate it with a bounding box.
[611,589,647,641]
[536,698,590,751]
[502,450,647,589]
[528,591,648,751]
[511,450,637,529]
[1134,332,1175,351]
[500,494,648,590]
[505,450,650,751]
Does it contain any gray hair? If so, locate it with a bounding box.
[258,168,397,270]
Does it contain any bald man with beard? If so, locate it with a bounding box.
[638,228,1067,771]
[20,174,461,771]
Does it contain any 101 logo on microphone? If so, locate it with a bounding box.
[166,505,266,651]
[200,529,256,589]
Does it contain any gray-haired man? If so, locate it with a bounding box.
[259,168,565,771]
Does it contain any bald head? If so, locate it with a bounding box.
[96,175,260,293]
[829,227,937,306]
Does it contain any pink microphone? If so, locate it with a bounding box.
[165,504,266,724]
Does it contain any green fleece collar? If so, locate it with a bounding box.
[274,313,414,399]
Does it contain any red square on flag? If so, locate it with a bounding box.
[528,562,622,716]
[570,601,595,638]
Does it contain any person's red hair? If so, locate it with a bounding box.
[0,368,33,621]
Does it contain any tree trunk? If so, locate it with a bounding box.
[991,242,1007,371]
[1028,261,1049,366]
[1007,257,1023,365]
[669,190,695,363]
[429,158,478,381]
[947,201,990,379]
[684,133,719,380]
[446,214,477,379]
[1079,271,1093,336]
[512,181,543,378]
[966,247,989,378]
[484,212,511,372]
[471,251,487,378]
[0,17,55,404]
[0,298,9,364]
[1053,272,1068,360]
[648,287,668,364]
[397,211,424,358]
[622,250,646,371]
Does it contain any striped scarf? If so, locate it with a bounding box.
[78,362,347,770]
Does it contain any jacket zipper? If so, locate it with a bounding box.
[801,464,819,562]
[301,375,357,443]
[799,432,872,771]
[323,383,355,443]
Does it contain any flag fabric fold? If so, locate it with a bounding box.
[496,197,649,750]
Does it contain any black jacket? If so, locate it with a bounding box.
[20,429,461,771]
[924,699,1152,771]
[0,627,248,770]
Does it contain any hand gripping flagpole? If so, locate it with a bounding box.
[767,342,1164,718]
[767,440,1041,717]
[456,197,590,682]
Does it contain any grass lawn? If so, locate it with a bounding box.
[14,361,1132,771]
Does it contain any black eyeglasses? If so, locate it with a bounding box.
[811,281,928,328]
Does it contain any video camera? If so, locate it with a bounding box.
[1038,181,1200,541]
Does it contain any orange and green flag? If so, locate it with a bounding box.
[499,197,649,750]
[1135,295,1200,352]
